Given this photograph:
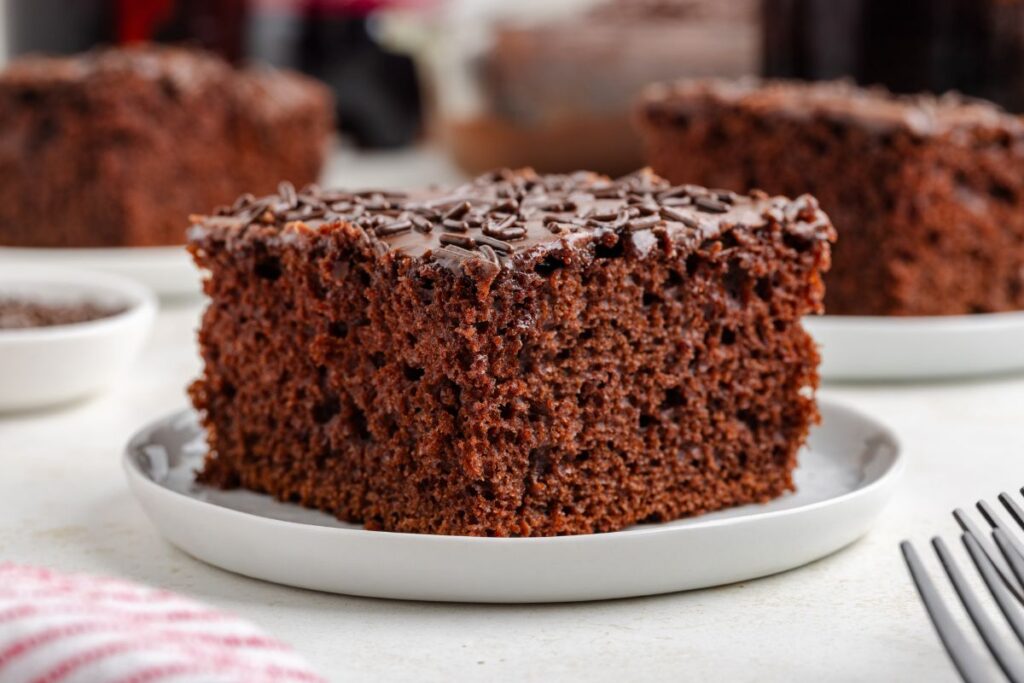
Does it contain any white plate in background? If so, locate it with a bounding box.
[805,312,1024,381]
[124,400,901,603]
[0,245,199,300]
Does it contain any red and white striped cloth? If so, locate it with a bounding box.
[0,564,326,683]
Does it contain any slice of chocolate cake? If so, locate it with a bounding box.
[636,79,1024,316]
[188,169,834,537]
[0,45,333,248]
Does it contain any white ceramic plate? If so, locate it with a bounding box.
[0,267,157,411]
[0,245,199,300]
[805,312,1024,381]
[124,400,901,603]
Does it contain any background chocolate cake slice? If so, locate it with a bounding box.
[0,45,333,248]
[636,79,1024,316]
[188,169,834,537]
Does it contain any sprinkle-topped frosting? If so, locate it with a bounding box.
[193,168,829,273]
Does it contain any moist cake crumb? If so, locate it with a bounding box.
[189,168,834,536]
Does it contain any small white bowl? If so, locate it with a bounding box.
[0,267,157,412]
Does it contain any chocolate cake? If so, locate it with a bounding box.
[188,169,834,537]
[636,79,1024,315]
[0,45,333,248]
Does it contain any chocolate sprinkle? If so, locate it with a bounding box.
[660,206,690,223]
[0,298,127,329]
[444,201,472,221]
[277,181,297,210]
[232,193,256,212]
[442,219,468,233]
[695,197,729,214]
[478,243,500,266]
[439,233,475,248]
[474,234,514,254]
[204,168,816,273]
[410,214,433,234]
[627,215,662,231]
[377,219,412,236]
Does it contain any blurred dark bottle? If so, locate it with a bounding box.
[248,1,421,148]
[763,0,1024,111]
[4,0,422,147]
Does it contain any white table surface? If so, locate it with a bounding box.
[3,303,1024,682]
[2,148,1024,681]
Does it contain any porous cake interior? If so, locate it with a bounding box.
[191,208,826,537]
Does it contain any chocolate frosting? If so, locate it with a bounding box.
[190,168,831,274]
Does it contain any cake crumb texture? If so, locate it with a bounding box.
[189,169,833,536]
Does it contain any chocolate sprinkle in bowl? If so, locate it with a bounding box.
[0,298,127,330]
[0,267,157,412]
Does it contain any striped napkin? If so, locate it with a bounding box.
[0,564,326,683]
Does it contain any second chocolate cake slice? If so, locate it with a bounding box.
[188,169,834,536]
[636,79,1024,315]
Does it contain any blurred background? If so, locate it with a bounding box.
[3,0,1024,177]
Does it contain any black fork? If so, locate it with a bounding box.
[902,491,1024,682]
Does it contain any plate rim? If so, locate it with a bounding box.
[806,309,1024,332]
[0,245,186,259]
[124,398,903,546]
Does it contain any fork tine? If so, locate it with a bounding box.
[1000,493,1024,533]
[934,536,1024,683]
[963,531,1024,645]
[955,507,1024,601]
[979,501,1024,582]
[901,541,993,683]
[993,530,1024,597]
